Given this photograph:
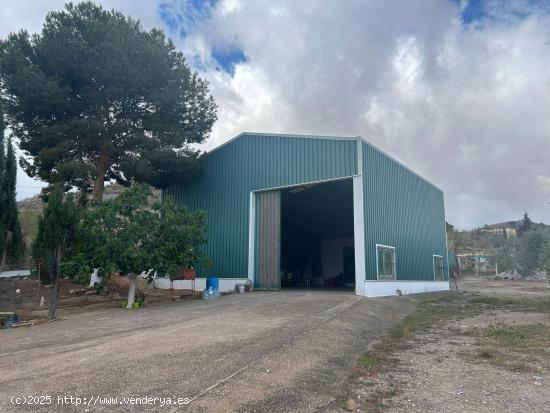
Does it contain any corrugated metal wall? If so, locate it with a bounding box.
[164,133,358,278]
[362,142,448,281]
[165,133,448,283]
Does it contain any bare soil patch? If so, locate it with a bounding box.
[0,276,199,322]
[0,291,415,413]
[338,276,550,412]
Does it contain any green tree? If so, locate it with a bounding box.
[494,244,518,273]
[540,233,550,284]
[153,196,208,280]
[33,185,79,320]
[518,211,533,235]
[446,221,456,249]
[0,102,24,269]
[0,1,216,201]
[0,103,5,264]
[517,230,544,276]
[74,185,207,308]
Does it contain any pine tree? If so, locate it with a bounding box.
[518,211,533,236]
[6,138,24,261]
[0,2,216,201]
[0,104,6,261]
[0,107,24,268]
[33,185,79,319]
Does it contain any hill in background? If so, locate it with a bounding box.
[17,184,161,247]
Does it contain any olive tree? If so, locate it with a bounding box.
[517,230,545,276]
[75,185,207,308]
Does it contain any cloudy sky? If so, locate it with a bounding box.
[1,0,550,229]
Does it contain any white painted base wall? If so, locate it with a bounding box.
[153,277,448,297]
[0,269,31,278]
[153,277,249,293]
[364,281,449,297]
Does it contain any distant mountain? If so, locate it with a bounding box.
[482,220,549,230]
[482,221,519,230]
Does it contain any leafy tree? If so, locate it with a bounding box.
[494,244,518,273]
[518,211,533,235]
[153,196,208,280]
[0,1,216,201]
[517,230,544,276]
[74,185,207,308]
[446,221,455,248]
[33,185,79,320]
[0,101,24,269]
[540,234,550,283]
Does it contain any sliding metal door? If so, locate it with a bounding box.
[257,190,281,289]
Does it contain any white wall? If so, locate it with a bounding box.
[364,281,449,297]
[153,277,249,293]
[0,270,31,278]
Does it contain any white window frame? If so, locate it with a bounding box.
[433,254,444,281]
[376,244,396,280]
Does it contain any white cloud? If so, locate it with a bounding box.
[175,0,550,228]
[2,0,550,228]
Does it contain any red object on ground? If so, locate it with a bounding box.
[175,268,196,280]
[171,268,197,299]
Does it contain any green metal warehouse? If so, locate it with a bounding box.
[163,132,449,297]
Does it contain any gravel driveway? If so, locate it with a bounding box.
[0,290,416,412]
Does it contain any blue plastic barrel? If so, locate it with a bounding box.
[206,276,219,290]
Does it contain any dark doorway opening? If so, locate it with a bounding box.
[280,179,355,290]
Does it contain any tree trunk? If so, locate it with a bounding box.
[92,154,109,202]
[0,231,13,271]
[126,274,137,309]
[48,245,63,321]
[0,247,7,272]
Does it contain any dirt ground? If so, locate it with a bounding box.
[0,289,416,412]
[340,276,550,413]
[0,277,95,319]
[0,276,199,321]
[3,277,548,412]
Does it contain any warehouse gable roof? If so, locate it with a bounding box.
[205,132,441,191]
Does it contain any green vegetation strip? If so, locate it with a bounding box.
[468,295,550,312]
[356,295,459,375]
[472,323,550,372]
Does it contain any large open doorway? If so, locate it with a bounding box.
[279,179,355,291]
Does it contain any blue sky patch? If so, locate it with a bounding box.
[457,0,550,24]
[159,3,181,31]
[158,0,246,76]
[158,0,219,36]
[460,0,488,23]
[212,48,247,76]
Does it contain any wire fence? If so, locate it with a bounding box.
[0,248,55,318]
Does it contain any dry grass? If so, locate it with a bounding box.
[468,295,550,312]
[342,290,550,411]
[467,323,550,372]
